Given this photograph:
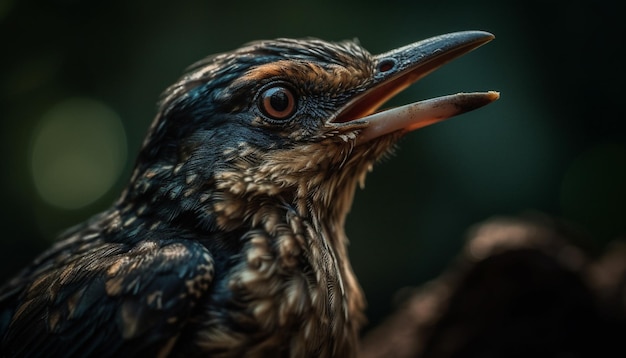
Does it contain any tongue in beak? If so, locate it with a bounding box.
[331,31,499,144]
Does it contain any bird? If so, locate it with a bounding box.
[0,31,498,357]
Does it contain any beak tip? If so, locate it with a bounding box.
[488,90,500,102]
[455,91,501,114]
[470,30,496,42]
[482,90,501,103]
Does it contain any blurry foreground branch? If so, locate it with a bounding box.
[361,215,626,358]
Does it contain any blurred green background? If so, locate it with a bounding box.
[0,0,624,329]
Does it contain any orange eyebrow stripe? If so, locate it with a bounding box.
[234,60,298,85]
[232,60,370,91]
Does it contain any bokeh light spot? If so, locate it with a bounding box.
[30,98,127,209]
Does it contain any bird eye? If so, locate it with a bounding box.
[258,85,297,120]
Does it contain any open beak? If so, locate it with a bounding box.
[332,31,499,144]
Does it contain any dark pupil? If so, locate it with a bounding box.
[270,90,289,112]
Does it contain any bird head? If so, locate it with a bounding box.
[125,31,498,231]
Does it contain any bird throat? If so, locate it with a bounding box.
[194,134,400,355]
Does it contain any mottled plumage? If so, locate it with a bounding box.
[0,32,497,357]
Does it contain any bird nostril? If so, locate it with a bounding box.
[377,58,397,73]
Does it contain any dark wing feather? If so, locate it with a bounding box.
[0,238,214,357]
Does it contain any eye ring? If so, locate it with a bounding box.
[258,84,298,121]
